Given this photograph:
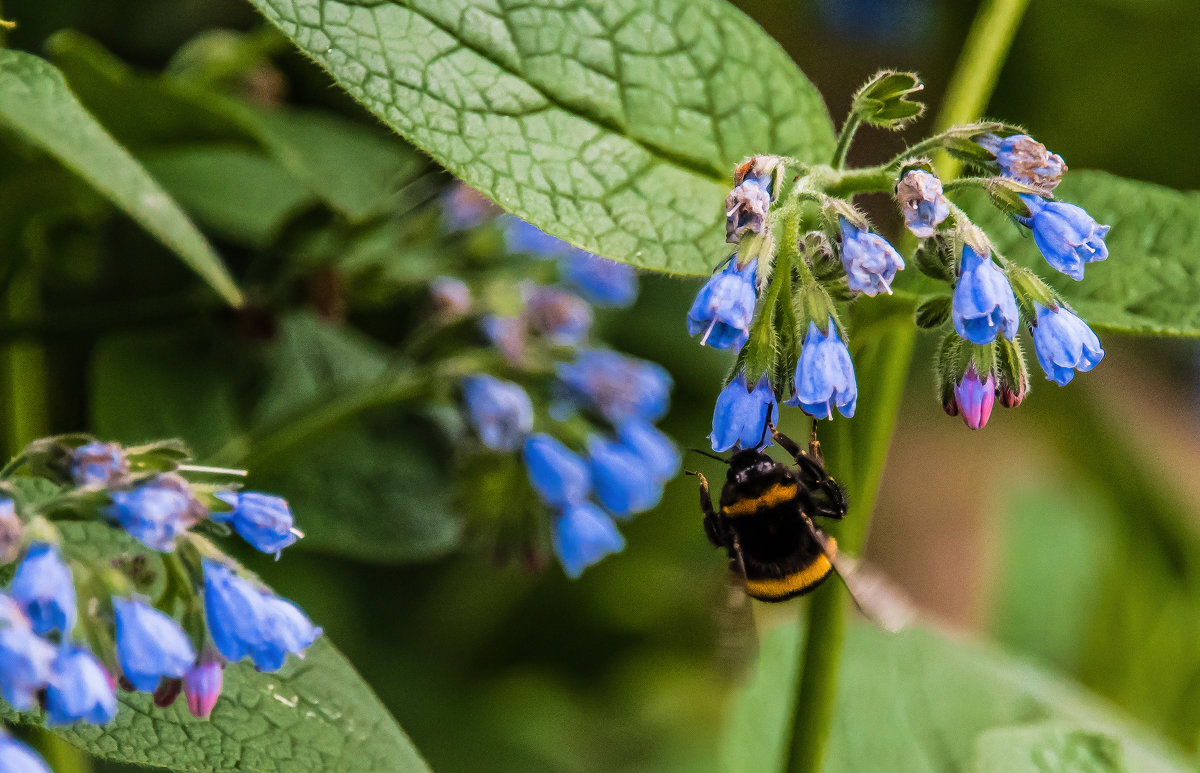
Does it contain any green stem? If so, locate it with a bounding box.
[2,269,48,459]
[830,114,862,170]
[207,351,497,468]
[781,2,1031,771]
[33,731,92,773]
[934,0,1032,179]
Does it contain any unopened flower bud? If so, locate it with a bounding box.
[183,652,224,719]
[954,363,996,431]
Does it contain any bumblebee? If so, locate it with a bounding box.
[690,425,912,629]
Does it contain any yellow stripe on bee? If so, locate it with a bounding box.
[721,483,798,517]
[744,550,836,601]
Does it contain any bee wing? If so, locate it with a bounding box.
[714,572,759,679]
[800,513,917,633]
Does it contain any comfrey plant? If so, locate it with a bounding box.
[437,188,678,578]
[690,72,1109,441]
[0,437,319,771]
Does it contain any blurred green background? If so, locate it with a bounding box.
[4,0,1200,770]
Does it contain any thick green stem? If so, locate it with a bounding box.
[831,114,862,170]
[781,1,1031,771]
[2,270,49,458]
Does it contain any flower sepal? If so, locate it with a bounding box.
[851,70,925,129]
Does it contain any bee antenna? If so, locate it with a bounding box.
[690,448,730,465]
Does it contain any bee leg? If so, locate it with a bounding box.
[686,471,724,548]
[807,418,825,463]
[769,423,805,460]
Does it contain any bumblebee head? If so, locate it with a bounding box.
[726,448,776,486]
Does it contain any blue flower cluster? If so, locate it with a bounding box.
[441,192,677,578]
[938,134,1108,429]
[0,439,321,770]
[690,157,889,451]
[693,132,1111,442]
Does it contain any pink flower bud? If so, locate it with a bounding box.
[954,363,995,430]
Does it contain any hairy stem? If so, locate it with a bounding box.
[781,1,1031,771]
[831,114,862,170]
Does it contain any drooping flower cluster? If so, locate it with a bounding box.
[436,188,677,578]
[0,438,320,770]
[687,72,1110,445]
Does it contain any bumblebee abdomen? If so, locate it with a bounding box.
[743,545,836,601]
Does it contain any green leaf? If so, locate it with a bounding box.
[974,170,1200,336]
[246,0,836,275]
[90,329,245,460]
[971,724,1126,773]
[47,31,426,224]
[11,522,429,773]
[0,49,243,306]
[721,621,1191,773]
[143,146,317,248]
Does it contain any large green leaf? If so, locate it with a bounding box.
[4,517,429,773]
[0,50,243,306]
[143,146,318,248]
[46,31,426,225]
[246,0,836,275]
[977,170,1200,337]
[721,621,1191,773]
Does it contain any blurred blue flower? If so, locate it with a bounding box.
[113,597,195,692]
[183,655,223,719]
[1018,195,1110,281]
[617,421,680,483]
[461,375,534,452]
[955,363,995,431]
[441,184,498,232]
[0,731,51,773]
[788,320,857,419]
[0,596,55,711]
[523,434,590,507]
[556,349,671,425]
[588,436,661,518]
[896,170,949,238]
[502,216,568,257]
[551,502,625,579]
[108,476,195,552]
[561,251,638,308]
[9,542,76,636]
[480,314,527,365]
[1031,304,1105,386]
[710,374,777,453]
[203,561,320,673]
[838,218,905,296]
[429,276,471,318]
[213,492,299,556]
[524,285,592,345]
[70,442,127,488]
[977,133,1066,190]
[45,646,116,726]
[952,246,1018,345]
[686,258,758,350]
